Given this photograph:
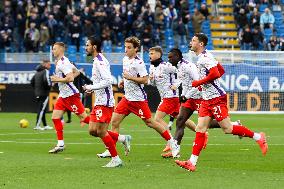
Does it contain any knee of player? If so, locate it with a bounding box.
[89,129,98,137]
[222,126,232,134]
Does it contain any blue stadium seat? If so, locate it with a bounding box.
[259,4,268,12]
[103,45,112,53]
[67,45,77,54]
[180,45,188,53]
[114,46,124,53]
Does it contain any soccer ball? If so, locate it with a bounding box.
[19,119,29,128]
[85,108,90,113]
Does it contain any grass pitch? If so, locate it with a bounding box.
[0,113,283,189]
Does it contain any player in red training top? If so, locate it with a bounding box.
[175,33,268,172]
[49,42,90,153]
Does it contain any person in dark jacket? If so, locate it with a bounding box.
[31,60,53,130]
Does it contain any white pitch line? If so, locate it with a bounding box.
[0,140,283,146]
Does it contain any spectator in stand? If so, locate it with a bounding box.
[252,27,264,50]
[0,30,12,52]
[101,25,113,47]
[176,18,187,45]
[47,14,58,44]
[179,0,190,24]
[24,22,40,52]
[141,26,153,51]
[236,8,248,31]
[163,4,178,29]
[199,3,210,20]
[68,15,81,52]
[39,23,50,52]
[154,1,164,29]
[279,37,284,51]
[83,18,96,38]
[239,26,253,50]
[260,8,275,32]
[142,3,154,26]
[14,13,26,52]
[192,8,205,33]
[249,8,260,29]
[267,35,280,51]
[211,0,219,18]
[132,15,144,38]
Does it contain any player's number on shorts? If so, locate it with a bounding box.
[71,105,79,114]
[138,109,145,119]
[213,105,222,118]
[96,109,103,120]
[196,103,201,111]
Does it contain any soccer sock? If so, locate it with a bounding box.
[107,130,119,143]
[82,116,90,124]
[253,133,261,141]
[101,134,118,157]
[232,125,254,138]
[118,134,126,142]
[57,140,64,146]
[52,118,63,141]
[192,132,206,156]
[189,154,199,166]
[161,130,172,141]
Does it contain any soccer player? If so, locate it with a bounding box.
[82,37,122,167]
[100,37,180,158]
[175,33,268,172]
[148,46,196,153]
[162,48,241,158]
[49,42,90,153]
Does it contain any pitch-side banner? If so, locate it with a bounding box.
[0,63,284,112]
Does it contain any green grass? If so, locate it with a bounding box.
[0,113,283,189]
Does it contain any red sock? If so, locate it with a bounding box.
[232,125,254,138]
[81,116,90,124]
[161,130,171,141]
[101,134,118,157]
[52,119,63,140]
[107,130,119,144]
[192,132,206,156]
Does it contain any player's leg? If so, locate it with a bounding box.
[174,106,194,145]
[49,108,65,153]
[218,117,268,155]
[66,110,72,123]
[168,116,175,130]
[209,119,241,129]
[89,106,122,167]
[154,110,169,129]
[175,116,212,171]
[34,96,46,130]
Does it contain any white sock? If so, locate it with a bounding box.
[231,121,239,125]
[253,133,261,141]
[189,155,199,166]
[112,155,120,161]
[168,121,174,127]
[57,140,64,146]
[118,134,126,142]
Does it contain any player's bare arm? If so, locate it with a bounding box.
[118,80,124,88]
[51,72,74,83]
[72,68,80,78]
[123,72,148,85]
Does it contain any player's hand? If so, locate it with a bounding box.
[50,75,60,82]
[179,96,187,103]
[83,84,93,93]
[122,72,132,80]
[192,80,202,87]
[149,74,154,81]
[118,80,124,89]
[170,85,177,91]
